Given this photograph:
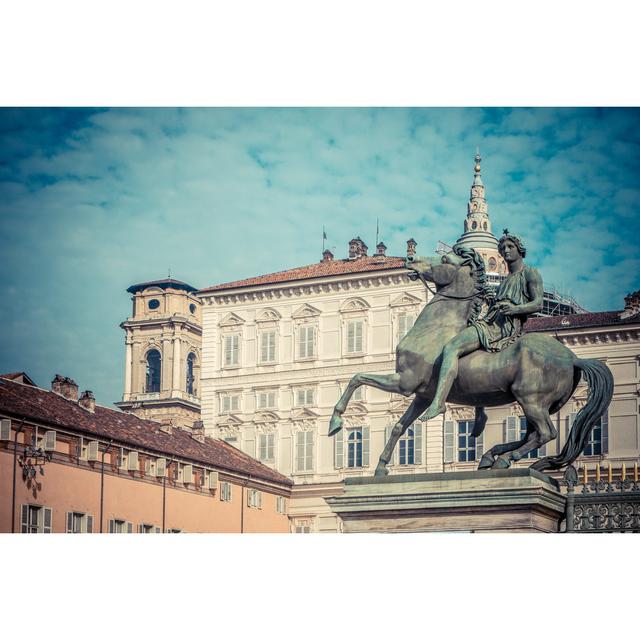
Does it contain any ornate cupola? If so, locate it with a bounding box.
[456,150,499,251]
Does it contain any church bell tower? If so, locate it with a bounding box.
[115,278,202,429]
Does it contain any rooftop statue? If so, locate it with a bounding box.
[328,230,613,476]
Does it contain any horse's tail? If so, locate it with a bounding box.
[531,358,613,472]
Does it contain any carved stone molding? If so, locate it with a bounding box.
[448,405,475,421]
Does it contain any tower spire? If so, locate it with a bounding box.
[456,149,498,250]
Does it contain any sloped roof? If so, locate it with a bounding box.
[525,310,638,333]
[199,255,407,293]
[0,377,291,487]
[0,372,36,386]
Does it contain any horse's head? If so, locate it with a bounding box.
[406,247,487,310]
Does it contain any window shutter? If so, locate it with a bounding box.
[127,522,133,534]
[305,431,313,471]
[67,512,73,533]
[21,505,29,533]
[128,451,139,471]
[355,322,363,352]
[347,322,354,352]
[232,335,239,365]
[155,526,161,533]
[44,430,56,451]
[362,426,370,466]
[506,416,517,442]
[183,464,193,483]
[414,422,423,465]
[43,508,52,533]
[138,524,144,533]
[156,458,166,477]
[444,421,454,463]
[88,440,99,461]
[86,515,93,533]
[260,333,267,362]
[601,413,609,454]
[0,419,11,441]
[224,336,231,365]
[475,431,484,459]
[109,519,115,533]
[335,428,344,469]
[566,412,577,440]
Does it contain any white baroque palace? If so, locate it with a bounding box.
[195,155,640,532]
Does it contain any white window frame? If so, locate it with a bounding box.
[109,519,133,534]
[22,504,52,533]
[220,481,232,502]
[276,495,286,514]
[345,319,365,355]
[294,387,315,407]
[293,517,313,533]
[295,430,315,473]
[258,329,277,364]
[67,511,93,533]
[257,389,277,410]
[296,323,317,360]
[258,432,275,463]
[139,523,161,533]
[220,393,241,414]
[352,385,365,402]
[248,488,262,509]
[396,310,416,344]
[222,333,241,367]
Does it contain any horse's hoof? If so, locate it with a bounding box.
[477,453,494,470]
[491,457,510,469]
[374,464,389,477]
[328,415,343,436]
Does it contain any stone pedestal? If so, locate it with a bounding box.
[325,468,566,533]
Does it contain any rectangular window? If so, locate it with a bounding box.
[221,394,240,413]
[298,325,316,359]
[583,414,607,456]
[108,519,133,534]
[257,390,276,409]
[293,518,312,533]
[145,458,157,477]
[276,495,286,514]
[457,420,483,462]
[346,320,364,353]
[168,528,182,533]
[248,489,262,508]
[259,331,276,363]
[139,523,161,533]
[22,505,52,533]
[352,386,364,401]
[295,388,314,407]
[220,482,232,502]
[258,433,275,462]
[67,511,93,533]
[295,430,314,472]
[518,416,539,459]
[223,334,240,366]
[119,449,129,470]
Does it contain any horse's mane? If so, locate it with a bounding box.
[451,244,489,324]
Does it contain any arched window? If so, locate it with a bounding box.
[145,349,161,393]
[471,221,477,230]
[488,257,497,272]
[186,352,196,395]
[483,221,487,230]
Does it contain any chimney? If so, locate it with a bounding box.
[621,289,640,319]
[191,420,205,443]
[376,242,387,256]
[348,237,368,259]
[52,375,79,401]
[407,238,417,257]
[321,249,334,262]
[79,390,96,413]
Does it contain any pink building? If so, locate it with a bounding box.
[0,373,292,533]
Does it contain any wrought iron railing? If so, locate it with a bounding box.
[562,463,640,532]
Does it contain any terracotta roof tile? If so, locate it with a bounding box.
[0,378,292,487]
[199,255,407,293]
[525,310,636,332]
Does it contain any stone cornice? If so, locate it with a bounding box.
[198,269,417,305]
[550,325,640,347]
[121,317,202,334]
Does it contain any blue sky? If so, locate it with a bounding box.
[1,107,639,405]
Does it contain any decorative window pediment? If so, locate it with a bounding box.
[291,407,318,420]
[391,292,422,308]
[340,297,370,313]
[217,414,243,428]
[292,303,321,319]
[344,401,368,416]
[219,312,245,328]
[256,308,282,323]
[254,411,279,424]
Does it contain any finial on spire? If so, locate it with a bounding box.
[474,148,482,174]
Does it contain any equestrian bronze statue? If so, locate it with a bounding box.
[328,230,613,476]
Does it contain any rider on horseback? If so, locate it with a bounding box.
[421,229,544,421]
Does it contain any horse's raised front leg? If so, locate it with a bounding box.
[374,395,429,477]
[328,372,416,436]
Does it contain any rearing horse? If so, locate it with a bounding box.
[328,248,613,476]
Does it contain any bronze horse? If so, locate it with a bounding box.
[328,248,613,476]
